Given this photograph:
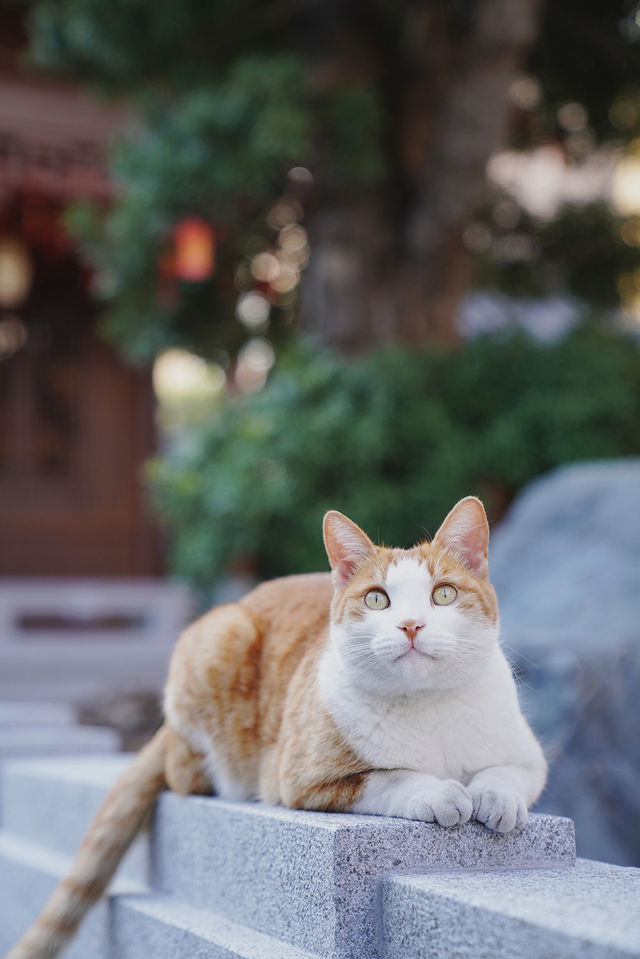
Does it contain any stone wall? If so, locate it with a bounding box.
[490,458,640,865]
[1,756,639,958]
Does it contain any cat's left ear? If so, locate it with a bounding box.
[323,511,375,587]
[433,496,490,579]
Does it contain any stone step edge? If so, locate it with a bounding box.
[0,830,148,898]
[381,858,640,958]
[7,829,635,959]
[151,793,575,959]
[0,725,120,745]
[2,754,133,786]
[114,895,321,959]
[2,756,576,872]
[0,757,150,881]
[0,831,320,959]
[0,703,77,726]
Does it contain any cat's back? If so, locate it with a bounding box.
[166,572,333,794]
[170,572,332,689]
[239,571,333,645]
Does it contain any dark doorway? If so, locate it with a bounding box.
[0,190,159,575]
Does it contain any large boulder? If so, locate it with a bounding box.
[490,459,640,866]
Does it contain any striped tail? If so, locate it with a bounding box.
[6,725,169,959]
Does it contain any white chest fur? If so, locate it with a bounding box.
[317,642,529,785]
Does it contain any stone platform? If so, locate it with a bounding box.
[0,756,638,959]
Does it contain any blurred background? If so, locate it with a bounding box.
[0,0,639,865]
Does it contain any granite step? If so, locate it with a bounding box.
[0,833,314,959]
[0,577,194,704]
[0,725,119,761]
[1,755,577,959]
[381,859,640,959]
[0,702,77,725]
[0,830,146,959]
[2,756,636,959]
[0,755,149,880]
[112,895,319,959]
[152,791,575,959]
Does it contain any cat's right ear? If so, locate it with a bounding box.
[323,511,375,587]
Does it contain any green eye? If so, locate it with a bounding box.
[432,584,457,606]
[364,589,390,610]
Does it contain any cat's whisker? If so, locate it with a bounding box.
[500,641,540,668]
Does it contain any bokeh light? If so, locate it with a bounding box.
[236,291,271,330]
[153,348,226,405]
[235,337,275,393]
[0,238,33,308]
[0,316,27,359]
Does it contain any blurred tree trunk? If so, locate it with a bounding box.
[303,0,543,351]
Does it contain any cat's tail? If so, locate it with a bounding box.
[6,725,169,959]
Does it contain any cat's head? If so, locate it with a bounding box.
[323,498,499,695]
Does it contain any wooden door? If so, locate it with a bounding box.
[0,195,160,576]
[0,330,159,576]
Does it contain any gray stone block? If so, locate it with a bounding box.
[0,702,76,725]
[112,896,318,959]
[0,578,194,704]
[490,458,640,649]
[0,755,150,881]
[153,792,575,959]
[0,577,194,646]
[382,858,640,959]
[0,724,120,758]
[488,459,640,866]
[0,830,145,959]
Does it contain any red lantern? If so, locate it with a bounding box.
[173,217,215,281]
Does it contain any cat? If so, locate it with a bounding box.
[7,496,547,959]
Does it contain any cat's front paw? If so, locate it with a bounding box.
[407,779,473,827]
[470,787,528,833]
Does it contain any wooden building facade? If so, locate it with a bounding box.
[0,22,160,576]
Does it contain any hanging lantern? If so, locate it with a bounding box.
[0,238,33,308]
[173,217,215,282]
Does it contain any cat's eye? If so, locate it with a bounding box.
[364,589,390,610]
[432,584,457,606]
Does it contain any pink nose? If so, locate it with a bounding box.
[398,620,424,643]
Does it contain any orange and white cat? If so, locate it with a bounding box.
[8,497,547,959]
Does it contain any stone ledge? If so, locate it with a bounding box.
[1,755,597,959]
[382,858,640,959]
[2,756,132,849]
[0,726,120,760]
[0,702,76,726]
[113,896,319,959]
[154,792,575,959]
[0,831,146,959]
[0,755,148,881]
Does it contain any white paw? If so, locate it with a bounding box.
[471,787,528,833]
[406,779,473,827]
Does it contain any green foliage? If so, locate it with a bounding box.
[148,324,640,590]
[22,0,640,358]
[27,0,288,91]
[321,83,386,185]
[66,54,314,364]
[54,38,384,363]
[21,0,640,359]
